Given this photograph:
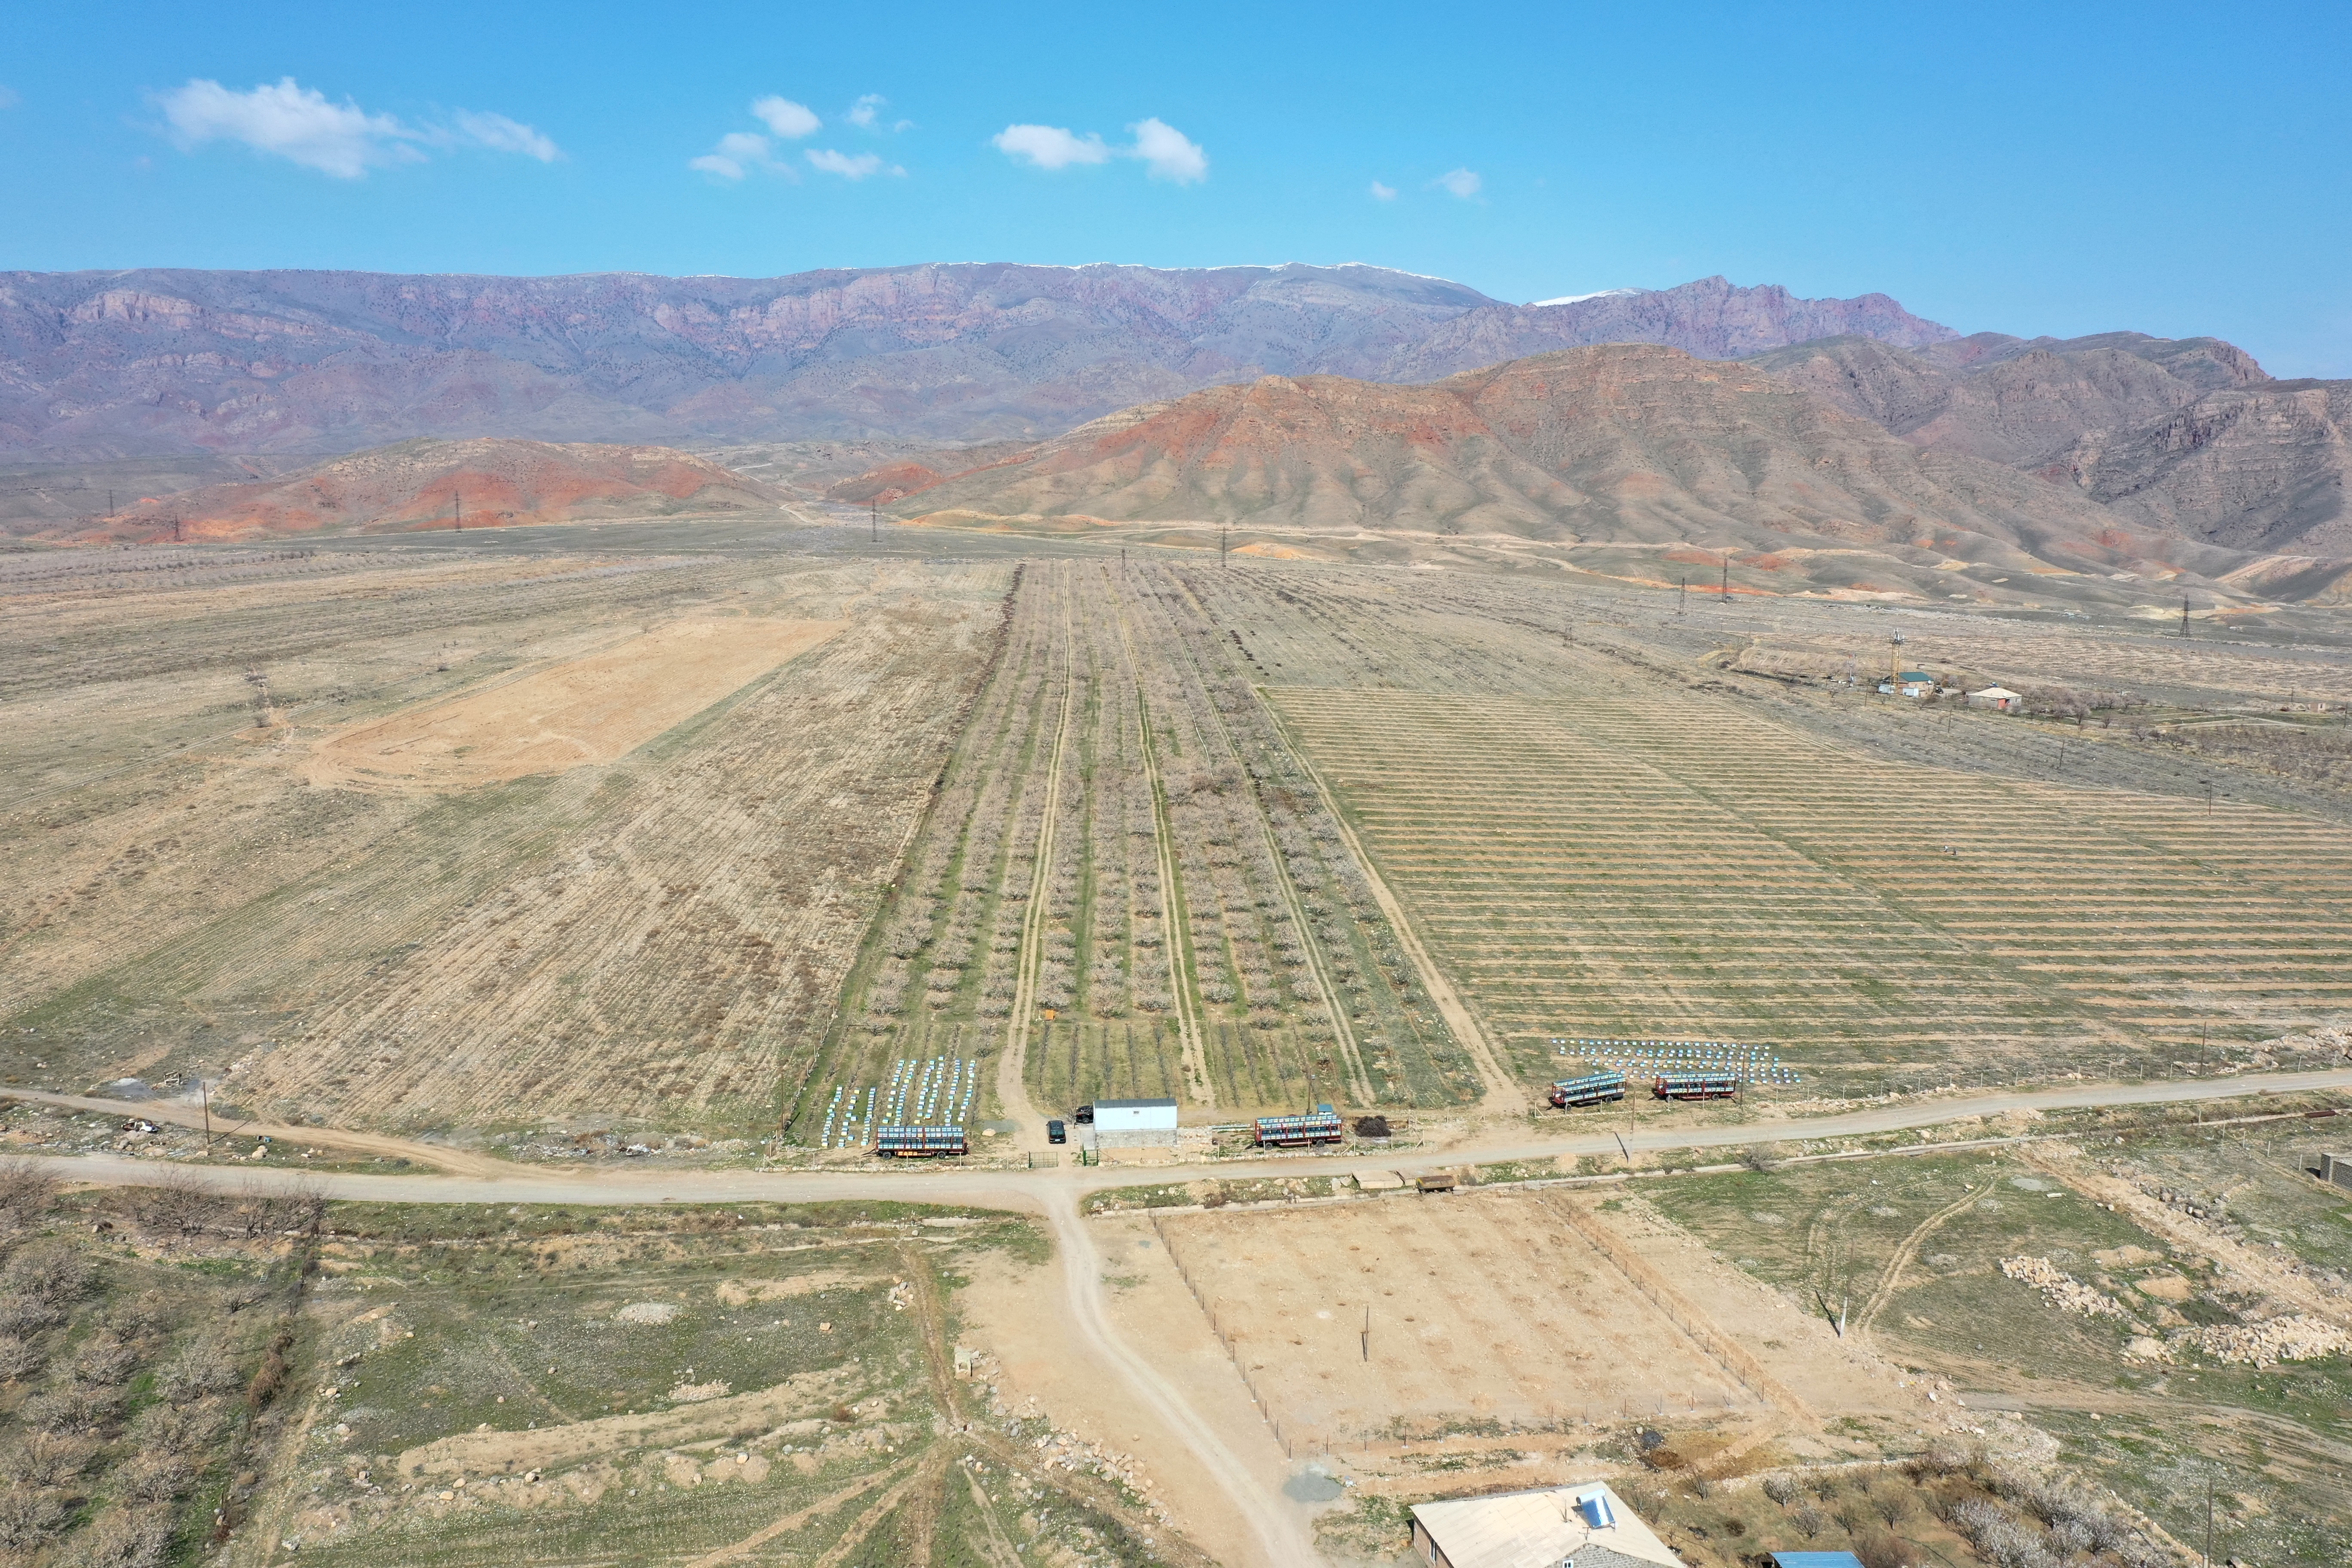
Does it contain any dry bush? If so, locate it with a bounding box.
[1740,1143,1784,1173]
[0,1242,95,1335]
[1792,1503,1825,1538]
[0,1160,60,1249]
[157,1330,242,1403]
[1948,1498,2057,1568]
[116,1448,198,1504]
[107,1290,175,1344]
[0,1486,70,1553]
[73,1505,173,1568]
[21,1382,120,1435]
[0,1333,43,1381]
[130,1397,221,1456]
[122,1169,220,1237]
[1762,1473,1799,1506]
[67,1331,138,1386]
[0,1430,98,1488]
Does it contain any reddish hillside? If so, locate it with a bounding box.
[865,344,2348,600]
[76,438,780,542]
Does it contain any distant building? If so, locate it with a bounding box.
[2310,1152,2352,1192]
[1091,1098,1179,1148]
[1410,1481,1683,1568]
[1969,686,2022,711]
[1897,670,1936,697]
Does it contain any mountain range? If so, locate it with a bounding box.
[0,265,1953,458]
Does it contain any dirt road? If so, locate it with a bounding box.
[20,1065,2352,1568]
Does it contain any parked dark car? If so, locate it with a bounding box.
[1072,1104,1095,1125]
[1046,1119,1068,1144]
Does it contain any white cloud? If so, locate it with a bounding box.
[1369,180,1396,201]
[1127,118,1206,184]
[690,131,793,181]
[154,77,559,178]
[993,123,1111,169]
[453,110,559,162]
[1436,167,1481,199]
[751,96,820,138]
[993,117,1207,183]
[158,77,420,178]
[807,147,902,179]
[846,94,884,129]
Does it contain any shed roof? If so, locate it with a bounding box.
[1093,1098,1179,1111]
[1971,686,2021,699]
[1768,1553,1867,1568]
[1411,1482,1681,1568]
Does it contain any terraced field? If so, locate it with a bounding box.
[787,560,1480,1145]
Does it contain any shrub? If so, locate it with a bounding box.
[1948,1498,2057,1568]
[1,1431,98,1488]
[1762,1474,1799,1506]
[21,1383,119,1435]
[129,1398,220,1456]
[68,1331,138,1386]
[118,1448,198,1503]
[73,1506,173,1568]
[0,1487,69,1552]
[158,1331,242,1402]
[3,1242,95,1311]
[0,1333,42,1381]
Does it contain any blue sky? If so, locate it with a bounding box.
[4,0,2349,374]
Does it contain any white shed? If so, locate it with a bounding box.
[1092,1098,1179,1148]
[1969,686,2022,711]
[1410,1481,1683,1568]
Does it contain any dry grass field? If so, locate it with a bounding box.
[1153,1191,1759,1448]
[0,539,1006,1138]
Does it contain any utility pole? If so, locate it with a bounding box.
[2181,597,2191,638]
[1221,526,1229,567]
[1720,556,1729,602]
[1678,576,1686,614]
[200,1075,212,1158]
[172,516,182,543]
[870,499,877,543]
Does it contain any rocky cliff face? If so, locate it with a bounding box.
[1749,332,2350,555]
[74,438,779,542]
[0,264,1953,459]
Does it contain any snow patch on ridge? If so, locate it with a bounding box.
[1528,288,1644,307]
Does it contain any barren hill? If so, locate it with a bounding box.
[1752,333,2351,555]
[75,438,780,542]
[884,344,2125,545]
[0,264,1952,457]
[871,344,2352,599]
